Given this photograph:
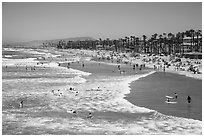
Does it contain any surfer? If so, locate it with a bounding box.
[187,96,191,103]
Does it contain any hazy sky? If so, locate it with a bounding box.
[2,2,202,43]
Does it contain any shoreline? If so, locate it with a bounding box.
[3,47,202,80]
[145,63,202,80]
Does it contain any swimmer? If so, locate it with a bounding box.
[87,112,93,118]
[97,87,101,91]
[72,110,77,115]
[59,92,63,96]
[187,96,191,103]
[118,65,120,70]
[19,101,23,108]
[174,93,178,99]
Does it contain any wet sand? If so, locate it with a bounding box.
[125,72,202,121]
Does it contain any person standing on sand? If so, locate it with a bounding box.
[187,96,191,103]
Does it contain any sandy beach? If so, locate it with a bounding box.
[2,47,202,135]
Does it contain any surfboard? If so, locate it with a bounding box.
[165,101,177,104]
[166,96,174,99]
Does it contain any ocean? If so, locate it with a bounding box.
[2,47,202,134]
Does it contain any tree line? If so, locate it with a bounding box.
[43,29,202,55]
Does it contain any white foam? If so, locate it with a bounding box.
[4,55,13,58]
[54,71,157,114]
[14,111,202,134]
[3,48,19,51]
[2,57,39,67]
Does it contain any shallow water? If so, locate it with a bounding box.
[2,48,202,135]
[127,72,202,120]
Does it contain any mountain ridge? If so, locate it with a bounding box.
[3,36,96,47]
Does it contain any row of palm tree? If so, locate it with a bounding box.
[48,29,202,55]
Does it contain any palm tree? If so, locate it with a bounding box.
[162,33,167,54]
[151,33,158,54]
[158,34,163,54]
[118,38,124,52]
[189,29,195,52]
[185,30,192,52]
[175,32,182,54]
[167,33,174,55]
[132,36,136,52]
[181,32,185,54]
[135,37,140,53]
[130,36,134,51]
[195,30,202,52]
[147,39,151,53]
[142,35,147,53]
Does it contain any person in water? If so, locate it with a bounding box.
[187,96,191,103]
[19,101,23,108]
[174,93,178,99]
[87,112,93,118]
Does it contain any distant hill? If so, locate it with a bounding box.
[44,36,95,44]
[3,36,96,48]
